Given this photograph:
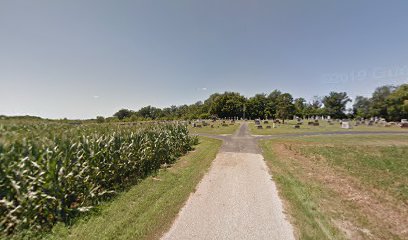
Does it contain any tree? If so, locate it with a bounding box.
[370,85,395,118]
[138,105,163,119]
[96,116,105,123]
[303,96,323,117]
[111,84,406,121]
[353,96,371,118]
[275,93,294,123]
[246,94,268,119]
[266,90,282,118]
[209,92,246,118]
[113,109,133,120]
[386,84,408,121]
[293,98,306,117]
[322,92,351,119]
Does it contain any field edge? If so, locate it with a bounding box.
[42,136,222,240]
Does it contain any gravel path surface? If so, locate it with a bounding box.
[162,123,295,240]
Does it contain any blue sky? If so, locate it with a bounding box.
[1,0,408,119]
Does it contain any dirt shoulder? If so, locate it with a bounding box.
[260,136,408,240]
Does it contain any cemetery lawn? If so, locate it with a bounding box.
[188,121,240,134]
[249,120,408,135]
[260,134,408,240]
[44,137,222,240]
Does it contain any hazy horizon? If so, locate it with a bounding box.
[1,0,408,119]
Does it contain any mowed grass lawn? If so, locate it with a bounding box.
[250,120,408,135]
[188,121,240,134]
[45,137,222,240]
[260,134,408,240]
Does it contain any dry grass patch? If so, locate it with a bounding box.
[261,134,408,240]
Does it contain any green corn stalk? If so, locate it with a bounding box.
[0,122,196,236]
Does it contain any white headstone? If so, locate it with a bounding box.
[341,121,352,129]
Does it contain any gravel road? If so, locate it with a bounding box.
[162,123,295,240]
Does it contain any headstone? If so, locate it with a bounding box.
[257,125,263,129]
[400,123,408,128]
[341,121,352,129]
[255,119,261,125]
[294,125,300,129]
[273,123,277,128]
[264,120,269,124]
[266,125,271,129]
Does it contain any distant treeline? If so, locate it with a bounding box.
[111,84,407,122]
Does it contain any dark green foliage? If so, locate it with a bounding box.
[208,92,246,118]
[110,84,408,122]
[96,116,105,123]
[353,96,371,118]
[322,92,351,119]
[113,109,133,120]
[275,93,295,123]
[352,84,408,121]
[246,94,268,119]
[386,84,408,121]
[293,98,306,117]
[370,85,395,118]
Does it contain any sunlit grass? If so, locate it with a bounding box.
[249,120,408,135]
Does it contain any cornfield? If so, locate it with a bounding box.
[0,121,197,236]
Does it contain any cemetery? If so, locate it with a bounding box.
[248,117,408,135]
[188,119,240,134]
[2,1,407,239]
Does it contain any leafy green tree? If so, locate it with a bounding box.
[275,93,294,123]
[293,97,306,117]
[96,116,105,123]
[266,90,282,118]
[303,96,323,117]
[246,94,268,119]
[353,96,371,118]
[369,85,395,118]
[138,106,163,119]
[322,92,351,119]
[386,84,408,121]
[114,109,133,120]
[209,92,246,118]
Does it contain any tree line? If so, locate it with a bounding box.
[111,84,407,122]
